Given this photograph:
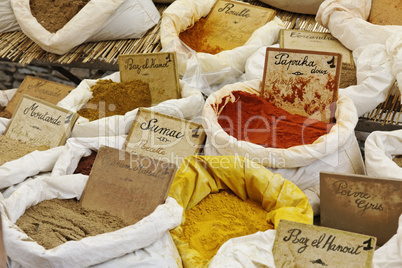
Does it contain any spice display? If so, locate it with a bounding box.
[74,150,97,175]
[77,79,152,121]
[30,0,91,33]
[178,190,271,264]
[369,0,402,25]
[0,135,48,166]
[0,106,11,119]
[179,18,223,54]
[16,198,129,250]
[217,91,333,149]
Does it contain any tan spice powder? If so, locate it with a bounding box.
[30,0,91,33]
[16,198,129,250]
[77,79,152,122]
[0,135,49,166]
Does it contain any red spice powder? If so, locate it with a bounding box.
[216,91,334,149]
[74,151,97,175]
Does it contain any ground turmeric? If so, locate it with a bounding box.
[178,190,271,266]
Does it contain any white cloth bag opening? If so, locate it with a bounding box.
[56,71,205,138]
[11,0,160,54]
[2,174,183,268]
[160,0,284,96]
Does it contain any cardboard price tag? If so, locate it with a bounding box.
[80,146,177,225]
[320,172,402,246]
[273,220,376,267]
[261,47,342,123]
[202,0,276,51]
[124,108,205,167]
[5,76,73,115]
[280,30,354,65]
[118,52,180,105]
[4,95,77,148]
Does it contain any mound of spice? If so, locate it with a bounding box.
[178,190,271,265]
[179,18,223,55]
[0,135,49,166]
[30,0,91,33]
[78,79,152,121]
[217,91,334,149]
[0,106,11,119]
[16,198,129,250]
[74,150,97,175]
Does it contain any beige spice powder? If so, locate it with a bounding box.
[0,135,49,166]
[16,198,130,250]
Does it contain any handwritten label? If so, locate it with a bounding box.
[80,146,177,225]
[320,172,402,246]
[118,52,180,105]
[261,47,341,123]
[280,30,354,65]
[5,76,73,115]
[124,108,205,167]
[4,95,77,148]
[273,220,375,267]
[202,0,276,51]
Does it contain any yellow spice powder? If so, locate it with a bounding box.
[180,190,271,261]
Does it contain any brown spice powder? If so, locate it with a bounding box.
[74,150,97,175]
[0,106,11,119]
[0,135,49,166]
[16,198,129,250]
[77,79,152,122]
[179,17,223,54]
[30,0,91,33]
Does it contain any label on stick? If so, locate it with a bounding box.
[261,47,342,123]
[119,52,180,105]
[273,220,376,267]
[5,95,77,148]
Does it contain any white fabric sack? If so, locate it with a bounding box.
[2,174,183,268]
[160,0,284,96]
[245,42,396,117]
[316,1,402,115]
[52,136,127,177]
[202,80,365,191]
[0,0,20,33]
[372,214,402,268]
[57,71,205,138]
[316,0,401,51]
[209,230,276,268]
[365,129,402,179]
[11,0,160,55]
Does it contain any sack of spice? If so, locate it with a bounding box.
[365,129,402,180]
[51,136,127,176]
[202,80,364,192]
[2,174,183,268]
[315,1,402,116]
[0,0,20,33]
[0,88,16,119]
[169,155,312,267]
[10,0,160,55]
[160,0,284,95]
[57,71,204,137]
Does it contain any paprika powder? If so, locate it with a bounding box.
[217,90,334,149]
